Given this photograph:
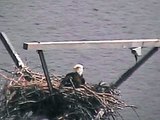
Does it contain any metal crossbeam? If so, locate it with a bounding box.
[23,39,160,50]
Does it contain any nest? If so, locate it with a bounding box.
[0,67,135,120]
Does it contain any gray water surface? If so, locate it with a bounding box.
[0,0,160,120]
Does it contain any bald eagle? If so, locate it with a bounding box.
[61,64,85,88]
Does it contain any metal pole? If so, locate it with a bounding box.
[112,47,159,89]
[0,32,24,68]
[37,50,53,95]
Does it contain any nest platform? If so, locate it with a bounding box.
[0,67,135,120]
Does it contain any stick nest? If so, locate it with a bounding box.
[0,67,134,120]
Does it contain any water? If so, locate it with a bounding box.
[0,0,160,119]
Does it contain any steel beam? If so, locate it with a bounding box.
[23,39,160,50]
[0,32,24,68]
[112,47,159,89]
[37,50,53,95]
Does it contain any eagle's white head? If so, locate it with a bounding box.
[73,64,84,76]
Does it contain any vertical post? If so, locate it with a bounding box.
[0,32,24,68]
[37,50,53,95]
